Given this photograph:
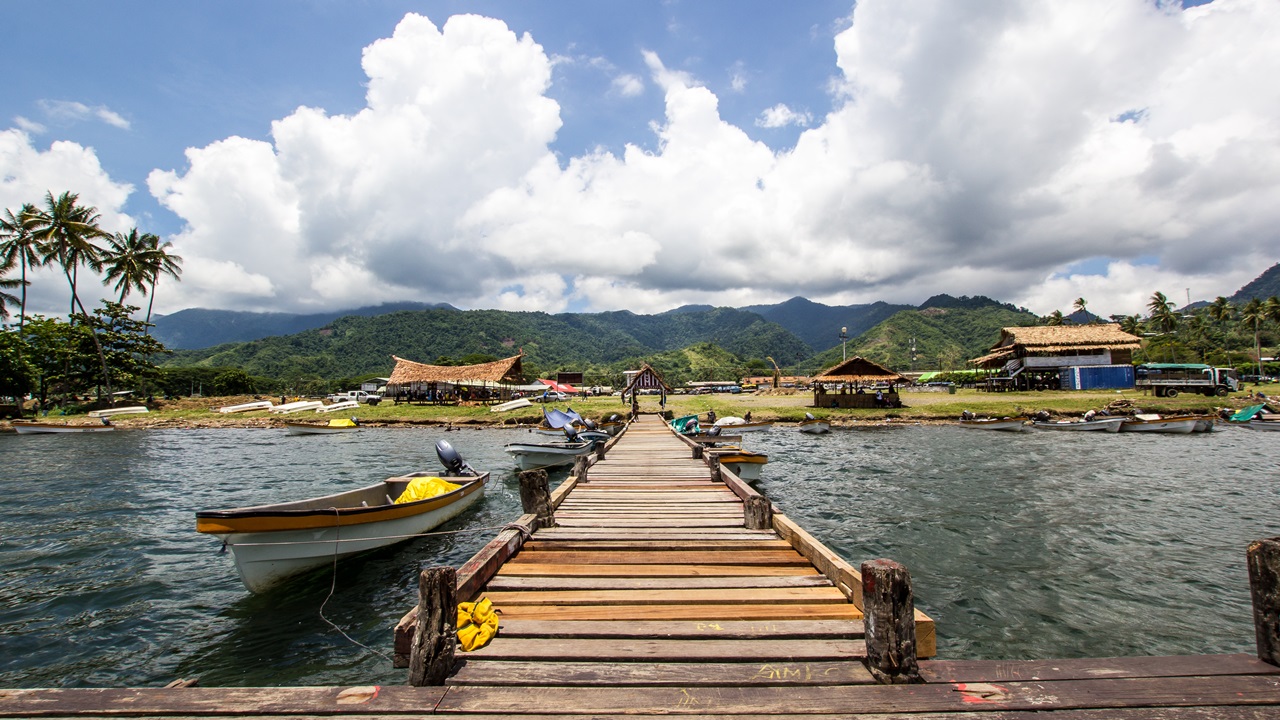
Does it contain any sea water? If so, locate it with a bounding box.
[0,423,1277,687]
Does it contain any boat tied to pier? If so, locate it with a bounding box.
[196,440,488,592]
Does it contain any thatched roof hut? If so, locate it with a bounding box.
[385,354,524,402]
[812,356,908,385]
[970,325,1142,369]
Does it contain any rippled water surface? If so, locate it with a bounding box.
[1,423,1278,687]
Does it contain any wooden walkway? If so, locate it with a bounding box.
[3,414,1280,718]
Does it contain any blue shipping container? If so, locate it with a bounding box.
[1059,364,1135,390]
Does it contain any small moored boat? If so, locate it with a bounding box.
[87,406,149,418]
[491,398,532,413]
[504,439,599,471]
[12,420,117,434]
[196,441,487,593]
[798,413,830,434]
[1119,414,1200,434]
[714,417,773,432]
[956,416,1029,432]
[1032,417,1125,433]
[1247,419,1280,431]
[285,418,360,435]
[711,448,769,482]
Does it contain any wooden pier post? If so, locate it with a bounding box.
[861,558,923,684]
[409,566,457,686]
[518,469,555,528]
[1248,536,1280,666]
[691,444,703,460]
[572,455,590,482]
[744,495,772,530]
[707,454,722,483]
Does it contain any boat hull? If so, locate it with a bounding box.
[12,422,116,434]
[714,419,773,432]
[198,473,487,593]
[957,418,1029,431]
[718,454,768,482]
[798,420,830,434]
[88,406,149,418]
[504,442,595,470]
[1119,417,1199,434]
[284,423,358,435]
[1249,420,1280,431]
[1032,418,1124,432]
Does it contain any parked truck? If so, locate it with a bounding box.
[1134,363,1239,397]
[326,390,382,405]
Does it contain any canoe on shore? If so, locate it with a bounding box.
[12,420,117,434]
[1032,417,1125,432]
[956,417,1029,432]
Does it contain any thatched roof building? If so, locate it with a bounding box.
[385,354,524,402]
[812,356,908,385]
[970,325,1142,369]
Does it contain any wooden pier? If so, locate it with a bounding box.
[3,414,1280,717]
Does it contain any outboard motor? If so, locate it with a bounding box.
[581,417,598,430]
[436,439,476,477]
[708,425,723,437]
[804,412,815,421]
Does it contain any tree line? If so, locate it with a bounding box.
[1044,292,1280,376]
[0,191,183,410]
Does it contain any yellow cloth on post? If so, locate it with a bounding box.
[456,597,499,651]
[394,476,460,504]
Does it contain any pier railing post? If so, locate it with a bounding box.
[572,455,590,482]
[744,495,772,530]
[518,468,555,528]
[409,566,457,686]
[708,455,722,483]
[861,558,923,684]
[1248,536,1280,666]
[692,444,703,460]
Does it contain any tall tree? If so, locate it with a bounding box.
[101,228,156,304]
[1118,314,1143,336]
[1147,291,1179,333]
[0,266,23,323]
[141,236,182,327]
[0,204,41,335]
[26,191,115,401]
[1241,298,1266,379]
[1072,297,1088,320]
[1045,309,1065,326]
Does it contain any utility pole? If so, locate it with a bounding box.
[910,337,917,371]
[840,327,848,362]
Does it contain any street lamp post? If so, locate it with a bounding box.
[840,327,848,362]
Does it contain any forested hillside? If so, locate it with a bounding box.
[804,297,1039,373]
[742,297,912,353]
[163,306,810,384]
[1232,263,1280,303]
[151,301,454,349]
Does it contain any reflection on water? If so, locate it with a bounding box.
[0,423,1277,686]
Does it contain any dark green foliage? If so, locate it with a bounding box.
[212,368,257,395]
[0,329,34,402]
[1231,263,1280,304]
[742,296,912,353]
[150,301,457,350]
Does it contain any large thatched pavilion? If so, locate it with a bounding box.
[811,356,909,409]
[384,353,525,404]
[969,325,1142,391]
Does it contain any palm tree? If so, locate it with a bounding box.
[0,204,41,335]
[141,236,182,328]
[1241,298,1266,379]
[1147,291,1178,333]
[1267,296,1280,325]
[1045,309,1065,326]
[1118,314,1143,336]
[26,191,115,400]
[1208,296,1234,324]
[1073,297,1089,322]
[101,228,156,304]
[0,265,23,323]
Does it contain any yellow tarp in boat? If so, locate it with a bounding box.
[394,476,460,504]
[327,418,357,428]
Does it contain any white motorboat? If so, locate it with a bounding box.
[316,400,359,413]
[798,414,830,434]
[1031,417,1125,433]
[217,400,273,414]
[271,400,324,414]
[956,417,1029,431]
[12,420,117,434]
[284,418,360,435]
[1119,414,1199,434]
[1192,416,1216,433]
[504,440,597,470]
[714,417,773,432]
[1248,419,1280,431]
[196,441,486,593]
[491,398,533,413]
[87,406,149,418]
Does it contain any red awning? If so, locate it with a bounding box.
[538,379,579,393]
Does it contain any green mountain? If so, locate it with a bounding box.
[804,296,1039,373]
[163,306,810,384]
[741,296,913,353]
[1231,263,1280,303]
[151,301,455,349]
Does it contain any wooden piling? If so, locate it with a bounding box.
[1248,536,1280,666]
[744,495,772,531]
[409,566,457,686]
[572,455,590,482]
[861,558,923,684]
[518,468,555,528]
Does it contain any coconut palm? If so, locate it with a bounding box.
[1045,309,1065,326]
[141,236,182,327]
[1072,297,1089,322]
[101,228,156,304]
[1208,296,1234,325]
[0,266,23,323]
[26,191,115,400]
[1147,291,1178,333]
[1241,298,1266,379]
[1118,314,1143,336]
[1267,296,1280,325]
[0,204,41,335]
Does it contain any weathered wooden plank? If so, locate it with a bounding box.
[461,637,866,662]
[493,602,864,621]
[494,619,864,639]
[553,517,747,528]
[507,550,811,565]
[496,563,820,577]
[484,575,835,591]
[773,512,863,607]
[448,660,877,687]
[533,529,776,540]
[521,539,794,551]
[480,586,850,606]
[433,675,1280,714]
[920,653,1280,683]
[0,687,445,716]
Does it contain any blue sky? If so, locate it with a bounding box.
[2,1,1277,320]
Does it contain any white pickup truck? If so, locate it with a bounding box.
[326,390,381,404]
